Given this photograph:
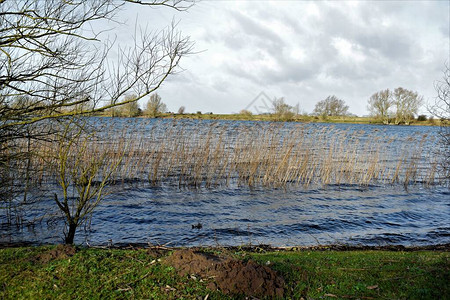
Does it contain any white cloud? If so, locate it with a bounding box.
[114,0,449,116]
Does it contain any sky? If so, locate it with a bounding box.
[112,0,449,116]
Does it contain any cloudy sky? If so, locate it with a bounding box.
[115,0,449,116]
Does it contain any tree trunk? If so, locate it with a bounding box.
[65,223,77,244]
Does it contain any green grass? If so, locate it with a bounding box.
[0,246,223,299]
[147,113,442,126]
[0,246,448,299]
[248,250,450,299]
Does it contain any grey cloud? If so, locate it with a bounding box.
[223,50,323,88]
[326,58,391,82]
[224,62,263,86]
[223,2,428,88]
[248,5,305,35]
[222,33,247,50]
[180,1,447,115]
[357,31,415,62]
[199,9,286,55]
[223,4,390,85]
[211,76,230,93]
[225,10,286,57]
[439,25,449,38]
[110,1,447,116]
[260,51,324,85]
[229,10,284,45]
[316,4,417,62]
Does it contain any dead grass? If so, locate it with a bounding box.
[8,119,443,193]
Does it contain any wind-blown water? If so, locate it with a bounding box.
[0,119,448,246]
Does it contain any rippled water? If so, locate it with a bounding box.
[1,119,448,246]
[3,184,448,247]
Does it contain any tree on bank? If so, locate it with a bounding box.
[367,88,423,125]
[53,119,127,244]
[144,93,167,117]
[367,89,393,124]
[0,0,193,244]
[313,95,349,117]
[117,95,141,117]
[177,106,186,114]
[272,97,296,121]
[393,87,423,125]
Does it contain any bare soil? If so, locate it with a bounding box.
[32,244,76,264]
[164,249,285,298]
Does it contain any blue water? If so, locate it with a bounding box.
[0,119,448,247]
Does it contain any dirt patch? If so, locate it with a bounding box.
[146,247,169,258]
[33,244,76,264]
[164,249,285,298]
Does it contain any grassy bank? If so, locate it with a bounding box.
[97,110,443,126]
[1,245,448,299]
[150,113,441,126]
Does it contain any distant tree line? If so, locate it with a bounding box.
[368,87,423,125]
[109,89,425,124]
[310,88,423,124]
[109,93,170,118]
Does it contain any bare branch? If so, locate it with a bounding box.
[0,0,194,241]
[125,0,195,11]
[429,63,450,120]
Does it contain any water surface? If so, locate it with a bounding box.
[0,119,448,246]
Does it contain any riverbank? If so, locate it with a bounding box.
[99,111,443,126]
[1,245,448,299]
[148,113,442,126]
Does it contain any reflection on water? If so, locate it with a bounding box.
[0,119,448,246]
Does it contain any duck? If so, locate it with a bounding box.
[192,222,203,229]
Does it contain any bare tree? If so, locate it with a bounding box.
[177,106,186,114]
[393,87,423,125]
[272,97,292,115]
[272,97,295,121]
[0,0,193,240]
[367,89,393,124]
[429,64,450,183]
[0,0,192,151]
[0,0,192,142]
[430,65,450,121]
[144,93,167,117]
[239,109,252,116]
[313,95,349,117]
[53,118,126,244]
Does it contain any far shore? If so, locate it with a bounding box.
[100,112,445,126]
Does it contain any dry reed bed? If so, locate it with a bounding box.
[82,120,441,188]
[11,119,442,191]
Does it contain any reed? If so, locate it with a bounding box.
[11,119,444,194]
[2,119,442,242]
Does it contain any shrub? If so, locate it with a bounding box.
[177,106,186,114]
[417,115,427,121]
